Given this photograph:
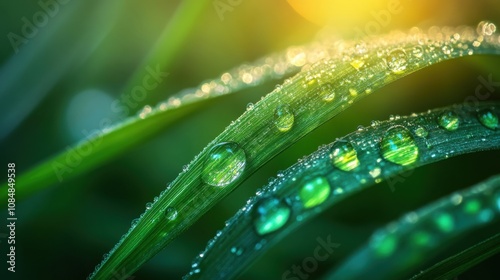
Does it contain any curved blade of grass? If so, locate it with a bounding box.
[184,102,500,279]
[328,175,500,280]
[410,233,500,280]
[89,26,500,279]
[0,8,319,203]
[0,0,123,140]
[0,32,332,203]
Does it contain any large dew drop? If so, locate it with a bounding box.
[202,142,246,187]
[385,49,408,74]
[437,111,460,131]
[330,140,360,171]
[380,126,419,166]
[274,104,295,132]
[253,197,291,235]
[165,207,178,221]
[477,109,499,130]
[299,177,331,208]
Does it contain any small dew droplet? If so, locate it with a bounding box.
[385,49,408,74]
[412,46,424,58]
[165,207,178,221]
[330,141,360,171]
[274,104,295,132]
[131,218,139,227]
[477,109,499,130]
[299,176,331,209]
[350,59,365,70]
[433,212,454,233]
[230,246,244,256]
[202,142,246,187]
[442,45,453,55]
[319,83,335,102]
[414,126,428,138]
[477,20,497,36]
[380,126,419,166]
[253,197,291,235]
[437,111,460,131]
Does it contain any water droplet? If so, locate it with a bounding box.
[433,212,454,232]
[463,199,482,214]
[330,141,360,171]
[138,105,153,119]
[350,59,365,70]
[145,202,153,210]
[437,111,460,131]
[414,126,428,138]
[299,177,331,208]
[442,45,453,55]
[246,103,255,111]
[202,142,246,187]
[165,207,178,221]
[349,88,358,97]
[477,21,497,36]
[411,231,432,247]
[477,109,499,130]
[131,218,139,227]
[412,46,424,58]
[274,104,294,132]
[369,167,382,178]
[253,197,291,235]
[380,126,419,166]
[319,83,335,102]
[371,233,397,258]
[450,194,463,205]
[303,74,317,88]
[354,42,367,54]
[385,49,408,74]
[230,246,244,256]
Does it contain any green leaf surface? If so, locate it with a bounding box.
[185,102,500,279]
[410,233,500,280]
[88,26,500,279]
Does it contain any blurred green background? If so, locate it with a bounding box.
[0,0,499,279]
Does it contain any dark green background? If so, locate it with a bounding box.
[0,0,499,279]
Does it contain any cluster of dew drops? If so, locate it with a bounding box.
[183,21,500,278]
[89,21,499,280]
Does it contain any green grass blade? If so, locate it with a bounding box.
[88,26,500,279]
[328,176,500,280]
[0,3,313,203]
[185,102,500,279]
[410,233,500,280]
